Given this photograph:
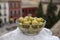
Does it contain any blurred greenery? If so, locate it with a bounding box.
[58,10,60,19]
[36,1,44,18]
[36,0,59,29]
[45,0,58,29]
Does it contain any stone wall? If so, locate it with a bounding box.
[51,20,60,38]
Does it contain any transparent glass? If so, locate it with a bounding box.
[16,20,46,35]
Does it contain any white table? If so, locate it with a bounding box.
[0,27,60,40]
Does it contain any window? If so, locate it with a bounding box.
[18,3,20,8]
[0,19,2,23]
[10,11,12,15]
[4,18,6,23]
[14,3,16,8]
[22,9,24,13]
[0,13,2,16]
[32,9,35,12]
[4,10,6,16]
[10,3,12,8]
[10,11,13,18]
[14,10,16,16]
[18,10,20,16]
[25,9,27,13]
[10,16,13,18]
[4,14,6,16]
[29,9,32,13]
[4,4,6,9]
[0,5,1,9]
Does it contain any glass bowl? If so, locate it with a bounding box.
[16,20,46,35]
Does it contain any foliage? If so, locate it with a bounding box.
[36,1,44,18]
[45,0,58,29]
[58,10,60,19]
[36,0,59,29]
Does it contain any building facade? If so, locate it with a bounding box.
[0,0,60,24]
[8,0,39,23]
[22,7,38,17]
[0,2,9,24]
[8,1,21,23]
[21,0,39,17]
[0,0,40,23]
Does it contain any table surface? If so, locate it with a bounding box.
[0,27,60,40]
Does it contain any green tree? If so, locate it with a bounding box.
[58,10,60,19]
[45,0,57,29]
[36,1,43,18]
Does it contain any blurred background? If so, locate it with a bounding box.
[0,0,60,38]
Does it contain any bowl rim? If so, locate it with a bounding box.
[16,19,46,26]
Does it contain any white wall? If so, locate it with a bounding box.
[0,2,4,23]
[22,0,29,4]
[5,2,9,23]
[21,0,39,8]
[0,2,9,23]
[42,4,48,14]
